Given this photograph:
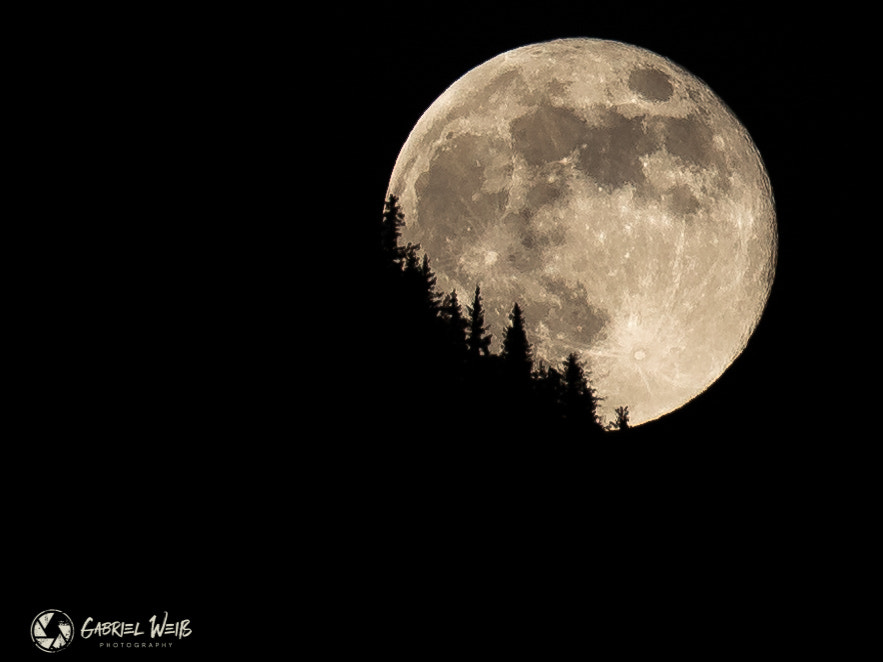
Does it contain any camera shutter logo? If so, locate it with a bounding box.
[31,610,74,653]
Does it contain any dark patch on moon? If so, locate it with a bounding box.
[643,113,732,190]
[628,67,674,102]
[482,68,523,104]
[415,132,510,251]
[576,109,654,191]
[664,183,700,219]
[547,78,569,97]
[526,180,565,209]
[510,104,587,166]
[658,115,723,172]
[500,212,545,272]
[508,103,730,201]
[508,102,732,198]
[501,210,566,270]
[541,277,610,346]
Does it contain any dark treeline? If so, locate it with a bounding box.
[366,195,630,442]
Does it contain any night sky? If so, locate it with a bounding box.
[13,6,872,653]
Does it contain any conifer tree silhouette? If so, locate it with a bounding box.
[401,245,421,313]
[562,352,603,434]
[401,250,441,332]
[441,289,468,355]
[419,254,442,314]
[380,194,407,267]
[373,195,624,439]
[402,242,420,273]
[532,361,563,426]
[466,285,492,358]
[501,302,533,382]
[612,405,630,431]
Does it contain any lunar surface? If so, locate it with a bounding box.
[387,39,776,426]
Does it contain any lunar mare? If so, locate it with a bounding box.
[388,39,776,426]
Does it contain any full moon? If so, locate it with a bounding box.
[387,38,776,427]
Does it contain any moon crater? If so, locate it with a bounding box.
[388,39,776,426]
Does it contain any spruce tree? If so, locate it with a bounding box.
[441,289,468,355]
[562,352,602,433]
[466,285,492,358]
[420,254,442,314]
[535,362,563,399]
[380,194,406,267]
[501,302,533,381]
[613,405,630,431]
[401,250,441,323]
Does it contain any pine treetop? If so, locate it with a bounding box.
[466,285,492,357]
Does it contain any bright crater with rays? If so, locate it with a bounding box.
[388,39,776,426]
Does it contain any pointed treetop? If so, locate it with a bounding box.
[562,352,603,430]
[441,288,468,353]
[467,284,492,358]
[501,301,533,379]
[380,195,407,266]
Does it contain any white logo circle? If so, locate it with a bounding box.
[31,610,75,653]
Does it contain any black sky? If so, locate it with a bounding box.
[11,5,874,648]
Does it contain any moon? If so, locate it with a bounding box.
[387,38,776,427]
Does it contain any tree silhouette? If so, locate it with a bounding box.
[562,352,603,434]
[401,245,421,319]
[501,302,533,382]
[371,195,629,441]
[440,289,468,356]
[402,242,420,273]
[612,405,630,431]
[533,361,564,421]
[466,285,492,358]
[380,194,407,267]
[419,254,441,314]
